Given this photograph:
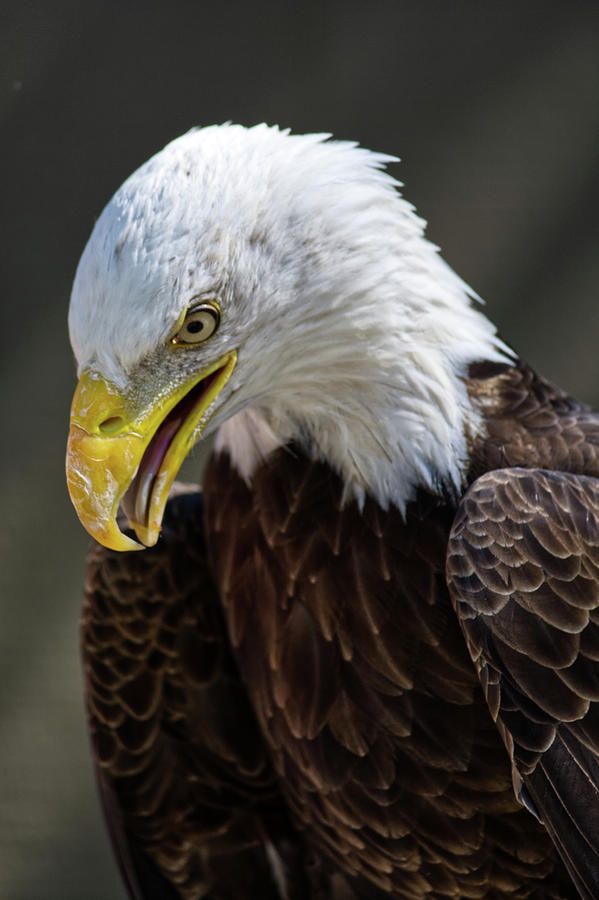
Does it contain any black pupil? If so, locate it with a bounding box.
[187,319,204,334]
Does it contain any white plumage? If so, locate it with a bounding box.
[69,123,510,513]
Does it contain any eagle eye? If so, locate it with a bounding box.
[171,303,220,346]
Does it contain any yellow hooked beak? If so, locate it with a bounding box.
[66,351,236,551]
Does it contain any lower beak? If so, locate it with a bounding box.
[65,351,236,551]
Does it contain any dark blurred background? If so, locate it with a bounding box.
[2,2,598,897]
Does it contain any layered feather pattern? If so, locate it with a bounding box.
[204,439,571,898]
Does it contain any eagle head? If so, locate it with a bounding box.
[67,124,507,551]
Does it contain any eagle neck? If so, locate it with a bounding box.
[216,296,509,513]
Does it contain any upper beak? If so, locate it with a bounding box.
[66,351,236,551]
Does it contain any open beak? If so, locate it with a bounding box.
[66,351,236,551]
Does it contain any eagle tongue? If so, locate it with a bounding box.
[120,367,223,539]
[122,416,182,532]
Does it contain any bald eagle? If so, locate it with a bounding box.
[66,124,599,900]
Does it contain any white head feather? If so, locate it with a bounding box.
[69,123,510,513]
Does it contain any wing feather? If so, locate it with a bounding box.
[447,467,599,897]
[82,486,306,900]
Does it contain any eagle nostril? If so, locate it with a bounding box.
[98,416,126,436]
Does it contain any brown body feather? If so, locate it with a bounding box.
[82,361,599,898]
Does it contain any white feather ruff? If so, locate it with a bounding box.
[69,123,511,513]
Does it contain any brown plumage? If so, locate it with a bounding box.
[80,359,599,899]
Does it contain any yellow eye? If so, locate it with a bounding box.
[171,303,220,346]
